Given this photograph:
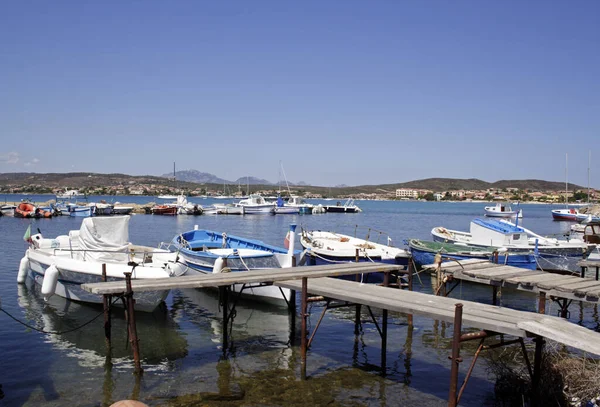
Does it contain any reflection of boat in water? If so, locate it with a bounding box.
[176,288,292,366]
[17,281,188,369]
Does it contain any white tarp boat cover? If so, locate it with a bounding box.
[77,215,131,262]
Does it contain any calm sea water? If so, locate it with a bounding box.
[0,196,596,406]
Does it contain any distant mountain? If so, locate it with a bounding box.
[161,169,230,185]
[370,178,584,192]
[234,176,275,186]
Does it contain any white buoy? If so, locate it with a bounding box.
[194,224,199,231]
[41,265,59,300]
[212,257,224,274]
[17,257,29,284]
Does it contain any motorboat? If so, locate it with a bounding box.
[112,203,134,215]
[56,189,84,199]
[1,204,16,217]
[431,218,596,272]
[169,225,301,304]
[234,194,275,214]
[19,216,187,312]
[323,199,362,213]
[213,203,244,215]
[284,195,314,214]
[87,201,113,216]
[272,195,300,214]
[552,208,579,221]
[484,202,523,218]
[408,239,536,270]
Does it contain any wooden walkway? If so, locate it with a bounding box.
[276,277,600,355]
[83,261,600,356]
[82,262,404,294]
[427,259,600,304]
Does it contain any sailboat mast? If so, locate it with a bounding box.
[565,153,568,207]
[588,150,591,205]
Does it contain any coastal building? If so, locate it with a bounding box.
[395,189,419,199]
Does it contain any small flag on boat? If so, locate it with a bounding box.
[23,224,32,243]
[284,231,290,249]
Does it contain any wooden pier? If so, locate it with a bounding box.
[425,258,600,317]
[82,262,600,406]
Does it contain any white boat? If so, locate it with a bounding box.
[431,218,596,272]
[214,203,245,215]
[299,229,410,274]
[284,195,314,214]
[112,204,134,215]
[87,202,113,216]
[1,204,16,217]
[19,216,188,312]
[323,198,362,213]
[56,189,84,199]
[484,202,523,218]
[174,195,203,215]
[234,194,275,214]
[157,195,178,200]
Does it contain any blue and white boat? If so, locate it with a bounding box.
[408,239,536,270]
[67,205,93,217]
[170,224,302,304]
[431,218,596,273]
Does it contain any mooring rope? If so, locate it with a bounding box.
[0,295,122,335]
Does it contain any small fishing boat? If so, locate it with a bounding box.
[408,239,536,270]
[88,201,113,216]
[151,204,177,215]
[484,202,522,218]
[234,194,274,214]
[300,229,409,266]
[169,225,300,304]
[551,208,579,221]
[285,195,314,214]
[112,204,134,215]
[19,216,187,312]
[431,218,596,272]
[272,195,300,214]
[67,205,93,217]
[323,199,362,213]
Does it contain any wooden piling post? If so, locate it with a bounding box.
[354,248,362,334]
[289,255,297,345]
[124,272,143,375]
[102,264,112,350]
[381,272,389,375]
[448,303,463,407]
[492,286,498,306]
[408,258,414,291]
[538,292,546,314]
[532,336,545,403]
[300,277,308,380]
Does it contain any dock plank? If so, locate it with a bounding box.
[536,276,584,290]
[552,280,600,292]
[518,318,600,356]
[82,263,403,294]
[278,278,526,337]
[505,273,574,285]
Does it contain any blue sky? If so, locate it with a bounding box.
[1,1,598,187]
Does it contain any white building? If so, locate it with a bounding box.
[396,189,419,199]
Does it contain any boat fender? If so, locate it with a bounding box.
[212,257,224,274]
[41,265,59,300]
[17,257,29,283]
[167,262,187,277]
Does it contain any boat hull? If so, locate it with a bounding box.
[409,240,536,270]
[552,209,579,221]
[26,253,170,312]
